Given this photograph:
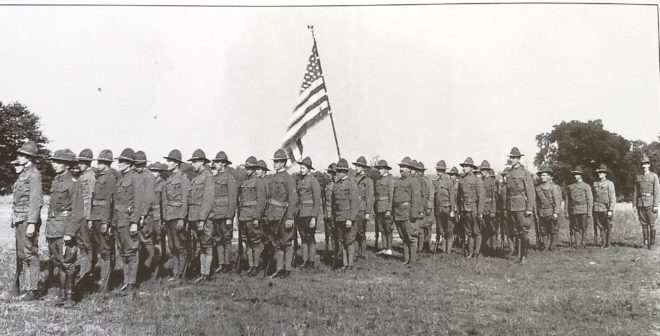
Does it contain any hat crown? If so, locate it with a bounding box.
[299,156,313,168]
[416,161,425,170]
[596,163,609,172]
[327,163,337,172]
[449,167,459,175]
[336,158,349,170]
[97,149,113,161]
[214,151,229,161]
[256,160,269,170]
[376,159,388,166]
[571,165,584,174]
[52,148,77,162]
[354,156,368,166]
[134,150,147,162]
[537,165,552,174]
[273,149,288,161]
[78,148,93,160]
[509,147,523,157]
[245,156,258,166]
[166,149,182,161]
[118,148,135,161]
[479,160,491,170]
[17,141,38,157]
[461,157,475,166]
[190,149,207,161]
[435,160,447,169]
[641,154,651,163]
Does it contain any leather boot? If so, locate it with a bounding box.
[651,228,656,246]
[446,235,454,255]
[643,228,649,248]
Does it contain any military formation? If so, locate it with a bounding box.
[8,142,660,307]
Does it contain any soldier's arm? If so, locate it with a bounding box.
[28,170,43,224]
[201,173,215,220]
[255,179,268,219]
[632,179,638,208]
[411,178,422,219]
[180,176,190,219]
[608,181,616,212]
[143,175,155,217]
[477,178,486,215]
[324,184,333,218]
[551,185,562,215]
[227,175,239,219]
[586,185,594,215]
[84,173,96,221]
[286,176,297,220]
[312,178,322,219]
[366,179,375,216]
[450,180,457,213]
[387,178,395,212]
[349,181,360,220]
[67,180,84,237]
[108,175,117,225]
[489,182,497,215]
[524,172,535,212]
[132,174,147,223]
[654,174,660,208]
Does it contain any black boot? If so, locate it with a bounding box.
[643,228,649,249]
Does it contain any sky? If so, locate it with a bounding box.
[0,1,658,173]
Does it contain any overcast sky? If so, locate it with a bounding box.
[0,1,658,173]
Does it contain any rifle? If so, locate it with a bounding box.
[264,203,289,277]
[235,217,243,273]
[178,220,191,285]
[533,205,541,250]
[14,227,22,295]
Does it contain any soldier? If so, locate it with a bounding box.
[147,161,167,277]
[210,151,238,274]
[497,167,514,255]
[478,160,497,257]
[295,157,322,269]
[133,151,156,278]
[332,159,359,270]
[374,160,395,256]
[90,150,117,291]
[162,149,191,282]
[47,149,84,308]
[633,154,660,249]
[457,158,485,258]
[565,166,593,248]
[593,164,616,248]
[352,156,374,259]
[448,167,464,251]
[535,166,562,251]
[393,157,422,265]
[414,161,433,254]
[10,141,43,300]
[432,160,456,254]
[322,163,338,262]
[505,148,535,264]
[265,149,297,278]
[75,149,96,287]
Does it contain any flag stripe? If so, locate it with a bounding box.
[293,78,326,112]
[283,105,330,147]
[287,94,329,131]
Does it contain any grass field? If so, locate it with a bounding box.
[0,198,658,336]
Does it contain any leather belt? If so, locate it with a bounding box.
[52,210,71,217]
[300,200,314,204]
[92,200,107,206]
[268,199,288,207]
[376,196,390,201]
[242,200,257,206]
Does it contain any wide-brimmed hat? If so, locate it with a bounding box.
[415,161,426,171]
[16,141,39,158]
[448,167,459,175]
[10,159,22,166]
[134,150,148,165]
[537,165,553,175]
[398,156,414,169]
[509,147,524,157]
[502,167,511,176]
[641,154,651,164]
[256,160,270,171]
[297,157,314,170]
[327,163,337,173]
[77,149,93,162]
[116,148,136,163]
[479,160,492,171]
[164,149,183,163]
[336,158,349,171]
[50,149,78,163]
[96,149,113,163]
[595,164,609,174]
[352,156,369,168]
[460,157,477,168]
[188,149,210,163]
[435,160,447,170]
[571,165,584,175]
[272,149,288,161]
[373,159,391,170]
[148,161,167,171]
[244,156,258,168]
[212,151,232,164]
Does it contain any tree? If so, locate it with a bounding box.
[534,120,631,198]
[0,102,54,194]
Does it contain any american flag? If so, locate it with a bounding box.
[282,42,331,161]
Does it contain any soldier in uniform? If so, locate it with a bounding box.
[374,160,395,256]
[162,149,191,282]
[457,158,485,258]
[133,151,156,278]
[186,149,215,283]
[593,164,616,248]
[432,160,456,254]
[497,167,514,255]
[478,160,497,257]
[210,151,238,274]
[265,149,297,278]
[75,149,96,287]
[147,161,167,277]
[393,157,422,265]
[633,154,660,249]
[90,150,117,291]
[322,163,338,262]
[505,148,535,263]
[332,159,359,270]
[295,157,322,269]
[243,159,268,276]
[352,156,374,259]
[10,142,43,300]
[448,167,464,251]
[413,161,433,254]
[47,149,84,307]
[565,166,593,249]
[535,166,562,251]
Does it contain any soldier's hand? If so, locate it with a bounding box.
[87,220,93,230]
[525,210,532,217]
[176,219,185,231]
[345,220,352,228]
[284,219,294,229]
[252,219,259,226]
[553,214,558,220]
[100,222,108,233]
[449,211,455,218]
[310,217,317,228]
[10,219,15,229]
[607,210,613,219]
[385,210,391,217]
[587,213,592,218]
[364,213,370,220]
[426,208,432,216]
[26,223,35,237]
[654,207,658,214]
[130,223,138,236]
[490,213,496,219]
[226,219,233,226]
[139,216,145,226]
[196,221,204,231]
[478,213,483,220]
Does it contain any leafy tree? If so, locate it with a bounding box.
[0,102,54,195]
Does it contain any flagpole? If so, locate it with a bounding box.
[308,25,342,160]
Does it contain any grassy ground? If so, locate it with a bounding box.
[0,199,657,336]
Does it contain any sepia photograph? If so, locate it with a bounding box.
[0,0,658,335]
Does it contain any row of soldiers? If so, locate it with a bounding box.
[9,142,660,308]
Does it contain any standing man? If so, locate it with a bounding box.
[593,164,616,248]
[265,149,297,278]
[187,149,215,283]
[210,151,238,274]
[566,166,593,249]
[322,163,338,262]
[75,149,96,287]
[633,154,660,249]
[162,149,191,282]
[352,156,374,259]
[393,157,422,265]
[414,161,433,254]
[295,157,322,269]
[90,150,116,291]
[449,167,463,251]
[237,157,267,276]
[457,158,485,258]
[147,162,167,277]
[332,159,359,270]
[478,160,497,257]
[47,149,84,308]
[506,147,535,264]
[535,166,562,251]
[374,160,395,256]
[11,141,43,300]
[432,160,456,254]
[133,151,156,278]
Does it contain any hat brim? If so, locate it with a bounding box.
[570,171,583,174]
[537,170,552,175]
[435,167,447,170]
[595,169,608,173]
[116,156,135,163]
[374,165,392,170]
[50,157,78,163]
[459,163,477,168]
[352,162,370,168]
[509,154,524,157]
[163,156,183,163]
[95,158,113,163]
[398,162,414,168]
[187,157,210,163]
[16,150,39,158]
[77,157,93,162]
[296,161,314,170]
[212,159,233,165]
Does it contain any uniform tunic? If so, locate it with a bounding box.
[375,174,395,234]
[189,167,215,250]
[458,172,485,238]
[433,173,455,238]
[212,169,239,246]
[239,174,267,246]
[47,170,84,276]
[296,173,322,242]
[593,179,615,230]
[567,181,593,233]
[12,165,43,291]
[265,169,297,247]
[535,181,562,235]
[506,163,535,237]
[633,172,660,228]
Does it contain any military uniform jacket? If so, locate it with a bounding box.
[266,169,297,221]
[392,175,422,221]
[12,165,43,224]
[211,169,238,220]
[162,171,190,221]
[152,177,164,222]
[418,175,432,213]
[46,171,84,238]
[78,168,96,221]
[506,164,535,212]
[297,173,322,218]
[238,174,267,221]
[432,173,455,215]
[457,172,485,214]
[136,170,156,220]
[593,179,616,212]
[482,177,497,216]
[535,182,562,217]
[322,181,334,219]
[353,173,375,216]
[91,168,117,223]
[633,172,660,208]
[113,170,148,228]
[188,167,214,221]
[374,174,395,214]
[566,181,593,215]
[496,179,507,214]
[332,175,359,222]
